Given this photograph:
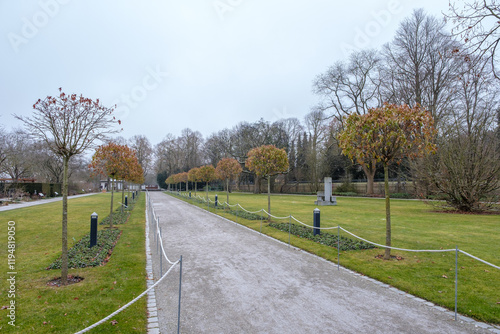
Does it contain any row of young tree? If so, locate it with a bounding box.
[166,145,289,216]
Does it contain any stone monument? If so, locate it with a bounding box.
[314,177,337,206]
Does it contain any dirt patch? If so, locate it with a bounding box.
[375,254,404,261]
[47,275,84,287]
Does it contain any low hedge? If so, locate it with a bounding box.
[47,229,122,269]
[269,222,376,251]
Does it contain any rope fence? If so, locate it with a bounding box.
[74,191,182,334]
[169,189,499,321]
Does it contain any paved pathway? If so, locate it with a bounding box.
[0,193,97,212]
[147,192,498,334]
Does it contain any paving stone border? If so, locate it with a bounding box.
[145,205,160,334]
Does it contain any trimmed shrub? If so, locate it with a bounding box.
[269,222,375,251]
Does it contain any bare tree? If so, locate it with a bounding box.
[16,88,119,285]
[447,1,500,79]
[2,129,34,181]
[382,9,460,125]
[179,128,204,170]
[424,57,500,211]
[304,110,329,192]
[313,49,382,194]
[0,129,7,174]
[128,135,153,178]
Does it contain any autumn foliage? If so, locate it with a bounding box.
[89,142,144,228]
[216,158,242,203]
[246,145,289,217]
[338,103,436,259]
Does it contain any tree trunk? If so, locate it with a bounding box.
[121,180,125,213]
[61,155,69,285]
[226,179,229,204]
[254,176,261,194]
[194,181,197,196]
[361,160,376,195]
[109,177,114,229]
[267,176,271,221]
[384,164,391,260]
[206,181,209,201]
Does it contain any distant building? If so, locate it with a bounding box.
[100,179,124,191]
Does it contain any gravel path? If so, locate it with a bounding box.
[148,192,496,334]
[0,193,97,212]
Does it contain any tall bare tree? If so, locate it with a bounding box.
[447,1,500,79]
[128,135,153,179]
[423,57,500,211]
[313,49,382,120]
[382,9,460,125]
[16,88,119,285]
[2,129,34,181]
[313,49,382,194]
[304,110,329,192]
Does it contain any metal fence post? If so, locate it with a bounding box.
[160,227,163,276]
[260,212,263,235]
[288,215,292,247]
[177,256,183,334]
[455,245,458,321]
[337,225,340,271]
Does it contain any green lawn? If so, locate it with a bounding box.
[0,193,147,333]
[175,191,500,324]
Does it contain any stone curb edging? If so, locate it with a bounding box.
[145,204,160,334]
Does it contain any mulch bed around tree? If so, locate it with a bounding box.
[47,275,85,287]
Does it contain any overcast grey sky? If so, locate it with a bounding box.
[1,0,452,146]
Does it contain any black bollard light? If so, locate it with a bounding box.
[215,194,218,208]
[90,212,98,247]
[313,208,320,236]
[132,192,135,201]
[125,195,128,208]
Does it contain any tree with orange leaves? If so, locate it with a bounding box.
[89,143,141,227]
[197,165,216,200]
[178,172,189,191]
[338,103,436,259]
[246,145,288,219]
[216,158,242,204]
[188,167,200,196]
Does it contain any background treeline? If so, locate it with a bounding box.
[1,9,499,211]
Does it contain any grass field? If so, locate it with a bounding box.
[174,191,500,325]
[0,193,147,333]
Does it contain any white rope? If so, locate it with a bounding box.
[147,192,175,265]
[459,250,500,270]
[260,209,290,220]
[236,204,264,214]
[290,215,339,230]
[75,260,179,333]
[339,227,456,253]
[155,221,175,265]
[165,191,500,277]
